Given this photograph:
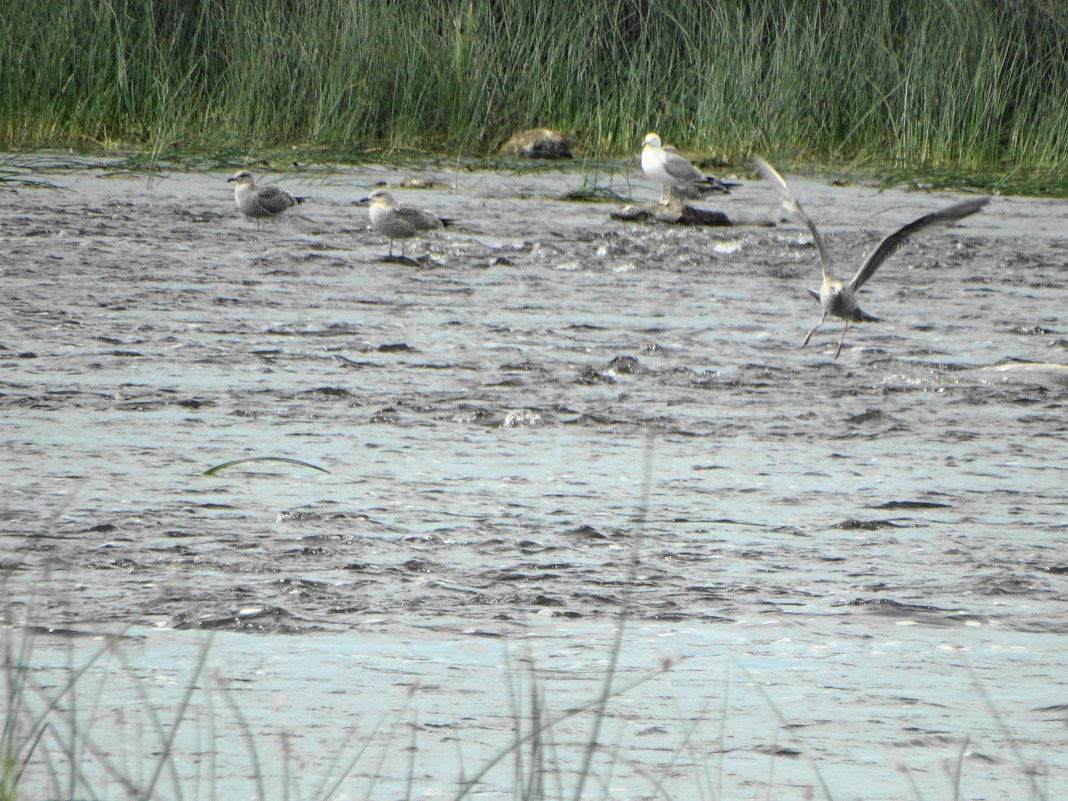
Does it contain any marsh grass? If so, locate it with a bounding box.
[2,0,1067,187]
[5,625,1053,801]
[0,620,402,801]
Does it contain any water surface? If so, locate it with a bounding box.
[2,155,1066,800]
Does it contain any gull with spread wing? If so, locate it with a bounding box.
[752,157,989,359]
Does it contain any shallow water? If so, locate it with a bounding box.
[2,155,1067,800]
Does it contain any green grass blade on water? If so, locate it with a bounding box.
[202,457,331,476]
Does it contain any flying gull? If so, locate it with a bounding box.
[752,157,989,359]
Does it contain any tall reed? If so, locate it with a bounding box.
[1,0,1067,172]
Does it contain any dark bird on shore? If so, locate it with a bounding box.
[228,170,305,227]
[752,157,989,359]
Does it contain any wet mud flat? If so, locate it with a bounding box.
[2,155,1067,799]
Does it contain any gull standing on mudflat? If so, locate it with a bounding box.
[641,133,724,204]
[752,157,989,359]
[362,189,444,258]
[228,170,304,227]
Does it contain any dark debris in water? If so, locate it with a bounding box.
[752,745,803,758]
[832,518,904,530]
[876,499,952,509]
[170,605,314,634]
[565,524,609,540]
[604,354,646,375]
[848,598,954,613]
[574,366,616,385]
[299,385,352,398]
[559,187,624,203]
[974,574,1038,595]
[610,202,731,226]
[844,408,892,425]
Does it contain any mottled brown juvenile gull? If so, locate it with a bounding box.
[363,189,444,258]
[752,157,989,359]
[641,133,725,204]
[228,170,304,227]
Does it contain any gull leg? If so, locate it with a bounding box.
[801,313,827,348]
[833,321,850,360]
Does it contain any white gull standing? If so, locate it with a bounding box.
[641,133,725,204]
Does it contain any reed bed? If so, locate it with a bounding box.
[2,0,1067,178]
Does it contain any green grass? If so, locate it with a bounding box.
[1,0,1067,192]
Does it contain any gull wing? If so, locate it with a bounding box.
[751,157,833,274]
[662,151,705,184]
[254,185,299,215]
[850,197,989,291]
[394,204,443,231]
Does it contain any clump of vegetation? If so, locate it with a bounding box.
[1,0,1067,190]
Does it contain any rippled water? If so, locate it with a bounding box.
[2,155,1066,800]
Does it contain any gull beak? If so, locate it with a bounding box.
[227,176,238,183]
